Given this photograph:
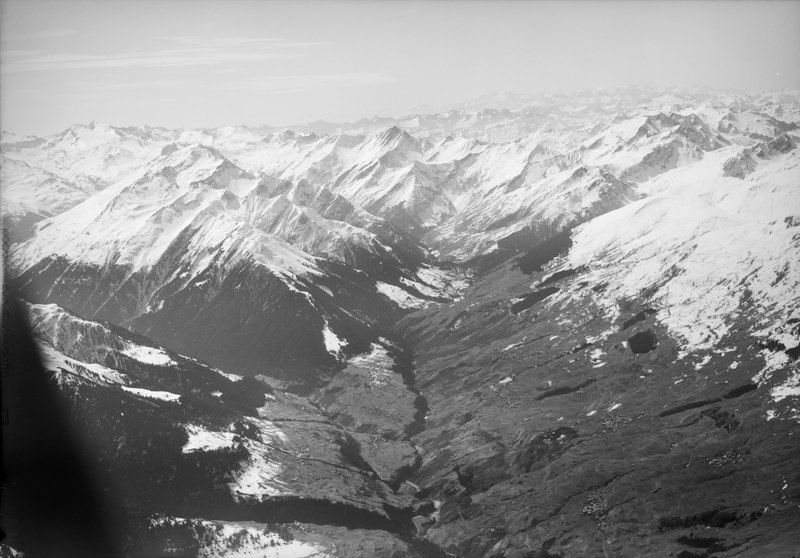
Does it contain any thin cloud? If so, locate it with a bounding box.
[163,36,281,44]
[61,73,396,94]
[65,79,195,92]
[161,36,328,48]
[0,49,42,58]
[213,73,397,92]
[0,40,320,74]
[3,29,76,41]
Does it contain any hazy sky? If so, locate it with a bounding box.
[2,0,799,136]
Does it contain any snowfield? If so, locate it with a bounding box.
[39,343,128,386]
[120,386,181,403]
[562,146,800,355]
[148,517,327,558]
[376,281,429,309]
[322,319,347,357]
[122,343,175,366]
[183,424,238,454]
[347,342,395,387]
[230,446,289,500]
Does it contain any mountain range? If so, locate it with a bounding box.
[2,87,799,557]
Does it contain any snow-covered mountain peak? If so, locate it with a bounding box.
[46,121,123,151]
[367,125,423,167]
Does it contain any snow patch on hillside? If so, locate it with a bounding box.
[183,424,237,454]
[771,373,800,403]
[230,412,291,499]
[39,343,127,385]
[376,281,428,309]
[123,343,175,366]
[28,302,113,334]
[230,450,288,500]
[200,521,325,558]
[322,320,346,357]
[248,415,288,443]
[347,343,395,387]
[564,147,800,352]
[121,386,181,403]
[217,369,243,382]
[148,516,326,558]
[416,265,471,298]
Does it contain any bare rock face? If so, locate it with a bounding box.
[724,133,797,178]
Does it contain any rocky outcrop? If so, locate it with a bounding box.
[724,133,796,178]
